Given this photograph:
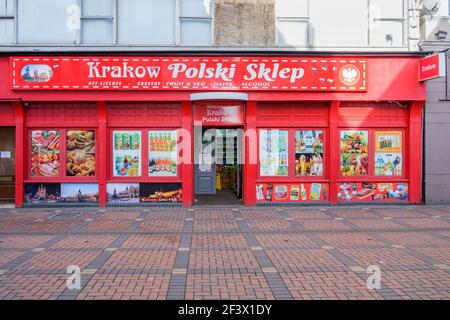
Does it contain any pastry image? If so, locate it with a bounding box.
[66,130,96,176]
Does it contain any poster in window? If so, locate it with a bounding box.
[374,131,402,176]
[148,130,177,177]
[295,130,324,176]
[30,130,60,177]
[112,130,141,177]
[375,131,402,153]
[340,130,368,176]
[66,130,96,177]
[25,183,61,203]
[60,183,98,203]
[259,129,289,176]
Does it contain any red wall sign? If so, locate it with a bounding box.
[419,52,446,81]
[10,56,367,91]
[193,104,244,125]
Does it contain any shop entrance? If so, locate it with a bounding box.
[194,127,243,205]
[0,127,15,203]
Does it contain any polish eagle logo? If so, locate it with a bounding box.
[339,64,360,86]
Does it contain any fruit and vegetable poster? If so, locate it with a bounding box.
[139,183,182,203]
[256,183,328,202]
[66,130,95,177]
[31,130,60,177]
[113,130,141,177]
[375,131,402,176]
[295,130,324,176]
[337,182,408,202]
[259,129,289,176]
[148,130,177,177]
[340,130,368,176]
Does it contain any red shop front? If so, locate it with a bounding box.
[0,54,425,207]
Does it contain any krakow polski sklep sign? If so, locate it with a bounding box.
[11,56,367,91]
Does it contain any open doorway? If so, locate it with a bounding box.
[194,127,243,205]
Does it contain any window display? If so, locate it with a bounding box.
[148,130,177,177]
[256,182,328,202]
[295,130,324,176]
[259,129,289,176]
[340,130,368,176]
[375,131,402,176]
[66,130,96,177]
[31,130,60,177]
[113,130,141,177]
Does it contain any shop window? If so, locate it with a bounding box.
[340,130,369,176]
[374,131,403,176]
[81,0,114,45]
[295,130,324,176]
[112,130,142,177]
[30,130,61,177]
[180,0,213,46]
[259,129,289,176]
[148,130,177,177]
[66,130,96,177]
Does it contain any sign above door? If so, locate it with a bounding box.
[193,104,244,126]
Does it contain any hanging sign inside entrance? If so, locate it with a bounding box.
[10,56,367,91]
[194,104,244,125]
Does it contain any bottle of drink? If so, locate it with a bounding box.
[266,184,273,201]
[300,184,307,201]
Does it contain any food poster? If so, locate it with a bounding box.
[60,183,98,203]
[148,130,177,177]
[340,130,369,176]
[256,183,328,202]
[30,130,60,177]
[107,183,140,203]
[259,129,289,176]
[24,183,61,203]
[66,130,95,177]
[113,130,141,177]
[375,153,402,176]
[337,182,408,202]
[295,130,324,176]
[139,183,182,203]
[375,131,402,153]
[375,131,402,176]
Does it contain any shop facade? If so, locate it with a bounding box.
[0,54,425,207]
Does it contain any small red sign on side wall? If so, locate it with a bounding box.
[419,52,446,81]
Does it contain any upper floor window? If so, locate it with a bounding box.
[276,0,309,47]
[0,0,214,46]
[369,0,406,47]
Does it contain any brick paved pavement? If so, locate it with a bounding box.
[0,205,449,300]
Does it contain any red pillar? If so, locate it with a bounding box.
[409,100,424,205]
[181,100,193,206]
[13,101,24,208]
[97,101,107,207]
[328,101,340,205]
[244,100,257,206]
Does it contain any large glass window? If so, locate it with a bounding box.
[0,0,15,44]
[276,0,309,46]
[259,129,289,176]
[30,130,61,177]
[340,130,369,176]
[118,0,175,45]
[112,130,142,177]
[66,130,96,177]
[295,130,324,176]
[374,131,402,176]
[180,0,213,45]
[369,0,405,46]
[18,0,77,44]
[148,130,177,177]
[81,0,114,44]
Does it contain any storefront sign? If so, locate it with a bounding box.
[10,56,367,91]
[419,52,446,81]
[0,151,11,158]
[194,105,244,125]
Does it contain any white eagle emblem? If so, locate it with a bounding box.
[339,65,360,86]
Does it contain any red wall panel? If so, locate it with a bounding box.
[256,102,329,127]
[107,102,181,127]
[25,102,98,127]
[338,102,409,127]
